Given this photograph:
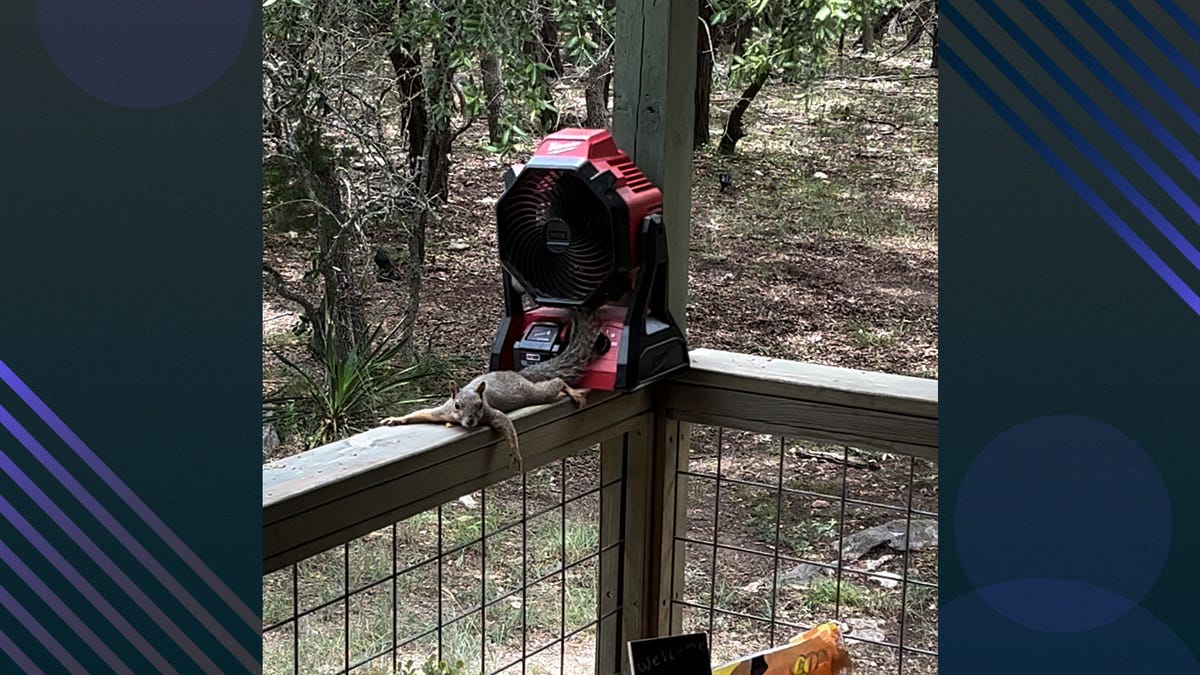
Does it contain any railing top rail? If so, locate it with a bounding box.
[262,388,651,571]
[663,349,938,459]
[263,351,936,510]
[680,349,938,419]
[261,349,937,569]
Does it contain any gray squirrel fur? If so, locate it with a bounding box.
[379,308,601,472]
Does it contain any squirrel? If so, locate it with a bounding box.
[380,308,600,472]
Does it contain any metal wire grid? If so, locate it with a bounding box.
[263,447,624,675]
[668,426,938,673]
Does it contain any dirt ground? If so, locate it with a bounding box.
[263,48,938,675]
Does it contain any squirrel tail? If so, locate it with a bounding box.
[520,308,601,386]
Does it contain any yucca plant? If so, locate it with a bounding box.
[268,317,433,447]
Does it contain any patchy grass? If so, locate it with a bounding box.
[802,578,868,610]
[847,318,912,350]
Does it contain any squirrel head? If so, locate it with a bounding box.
[451,380,487,429]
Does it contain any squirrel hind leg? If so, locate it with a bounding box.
[541,378,587,409]
[526,378,585,408]
[562,384,587,409]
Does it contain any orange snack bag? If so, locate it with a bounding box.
[711,622,852,675]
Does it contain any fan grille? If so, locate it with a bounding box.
[497,169,616,304]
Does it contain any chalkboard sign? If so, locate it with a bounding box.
[626,632,711,674]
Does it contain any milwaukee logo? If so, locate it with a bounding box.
[544,140,582,155]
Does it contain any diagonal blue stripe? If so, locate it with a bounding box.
[0,446,198,674]
[1066,0,1200,135]
[1155,0,1200,45]
[0,403,258,672]
[942,42,1200,316]
[0,481,178,674]
[1111,0,1200,90]
[0,581,87,675]
[0,623,46,675]
[943,3,1200,272]
[0,358,260,634]
[976,0,1200,226]
[1018,0,1200,181]
[0,537,133,674]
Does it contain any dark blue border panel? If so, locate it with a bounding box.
[942,0,1200,671]
[1,2,262,672]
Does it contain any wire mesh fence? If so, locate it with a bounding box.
[262,442,625,675]
[671,425,938,674]
[262,419,937,675]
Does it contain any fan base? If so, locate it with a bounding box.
[490,303,688,392]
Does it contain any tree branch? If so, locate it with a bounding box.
[263,262,319,320]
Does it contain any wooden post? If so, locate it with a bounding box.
[617,418,652,672]
[613,0,697,651]
[619,416,689,654]
[648,416,689,635]
[613,0,697,333]
[599,428,637,675]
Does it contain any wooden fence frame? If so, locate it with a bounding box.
[263,348,937,672]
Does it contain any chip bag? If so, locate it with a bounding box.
[711,621,852,675]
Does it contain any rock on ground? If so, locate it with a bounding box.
[841,519,938,561]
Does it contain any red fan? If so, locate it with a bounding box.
[489,128,688,391]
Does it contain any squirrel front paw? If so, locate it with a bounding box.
[380,416,408,426]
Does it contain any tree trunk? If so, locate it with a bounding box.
[389,43,426,174]
[399,206,427,356]
[480,51,504,144]
[872,5,901,42]
[320,244,368,361]
[930,19,938,69]
[295,116,367,359]
[523,18,559,132]
[906,9,925,45]
[424,124,452,202]
[856,5,902,51]
[927,0,939,69]
[860,10,875,52]
[421,58,455,201]
[731,18,753,57]
[397,43,458,350]
[718,70,769,155]
[541,13,564,78]
[694,0,714,148]
[583,52,611,128]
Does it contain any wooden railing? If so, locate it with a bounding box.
[262,349,937,674]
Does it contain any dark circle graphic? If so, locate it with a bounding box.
[956,415,1171,631]
[35,0,253,108]
[940,589,1200,673]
